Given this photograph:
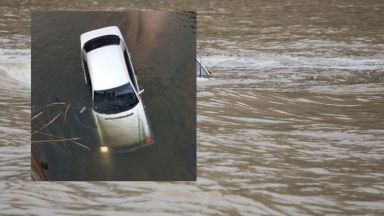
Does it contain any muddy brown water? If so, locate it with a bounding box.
[1,0,384,215]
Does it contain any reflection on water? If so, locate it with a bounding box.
[1,0,384,215]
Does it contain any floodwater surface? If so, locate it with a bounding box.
[1,0,384,215]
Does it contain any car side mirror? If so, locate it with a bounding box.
[139,89,145,95]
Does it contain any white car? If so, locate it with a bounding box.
[80,26,153,153]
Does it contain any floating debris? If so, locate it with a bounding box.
[80,106,86,113]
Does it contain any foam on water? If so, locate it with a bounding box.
[201,52,384,71]
[0,48,31,87]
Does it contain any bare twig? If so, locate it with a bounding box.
[33,131,91,151]
[67,139,91,150]
[32,102,92,151]
[32,102,66,113]
[63,104,71,123]
[32,138,81,142]
[33,131,62,138]
[32,113,61,135]
[32,138,91,150]
[32,111,44,120]
[80,106,86,114]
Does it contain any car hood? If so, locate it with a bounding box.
[93,103,151,148]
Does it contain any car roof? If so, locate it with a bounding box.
[87,45,130,91]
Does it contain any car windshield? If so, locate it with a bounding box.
[94,83,139,114]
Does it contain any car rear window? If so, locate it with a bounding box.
[83,35,120,52]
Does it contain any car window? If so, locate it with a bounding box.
[123,49,138,91]
[93,83,139,114]
[84,35,120,53]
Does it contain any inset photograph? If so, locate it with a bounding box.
[31,11,196,180]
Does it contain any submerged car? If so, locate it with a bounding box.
[196,57,211,80]
[80,26,153,153]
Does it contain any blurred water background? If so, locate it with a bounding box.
[1,0,384,215]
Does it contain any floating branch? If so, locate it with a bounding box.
[63,104,71,123]
[32,101,91,151]
[32,138,81,142]
[32,113,61,135]
[32,138,90,150]
[32,111,43,120]
[33,131,91,151]
[32,102,67,113]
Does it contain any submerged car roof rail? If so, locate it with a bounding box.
[83,34,120,53]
